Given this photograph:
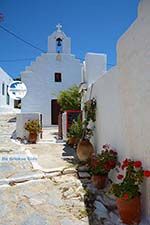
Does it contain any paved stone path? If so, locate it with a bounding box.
[0,114,88,225]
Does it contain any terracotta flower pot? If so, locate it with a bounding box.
[68,137,79,146]
[77,139,94,161]
[28,132,37,144]
[91,175,107,189]
[117,196,141,225]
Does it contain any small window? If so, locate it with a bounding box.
[2,83,5,95]
[6,85,10,105]
[54,73,62,82]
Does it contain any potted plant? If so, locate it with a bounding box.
[89,144,118,189]
[67,116,83,147]
[76,98,96,162]
[24,119,42,144]
[110,158,150,225]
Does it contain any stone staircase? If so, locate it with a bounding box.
[38,126,65,144]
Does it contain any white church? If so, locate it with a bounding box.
[21,24,82,126]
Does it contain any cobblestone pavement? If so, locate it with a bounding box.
[0,114,89,225]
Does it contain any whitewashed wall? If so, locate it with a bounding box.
[85,53,107,85]
[84,0,150,216]
[62,112,67,140]
[0,67,14,112]
[21,54,81,126]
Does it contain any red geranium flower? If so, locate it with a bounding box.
[109,160,116,168]
[144,170,150,177]
[122,193,129,200]
[121,159,129,170]
[91,158,99,168]
[134,161,142,168]
[117,174,124,180]
[104,162,111,171]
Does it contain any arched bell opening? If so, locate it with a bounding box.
[56,37,63,53]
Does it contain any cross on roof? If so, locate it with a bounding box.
[56,23,62,32]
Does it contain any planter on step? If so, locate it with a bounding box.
[28,132,37,144]
[116,195,141,225]
[24,119,42,144]
[68,136,79,147]
[91,174,107,189]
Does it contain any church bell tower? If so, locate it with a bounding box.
[48,24,71,54]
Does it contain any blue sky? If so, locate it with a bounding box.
[0,0,139,78]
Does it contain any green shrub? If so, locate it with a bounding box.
[57,85,81,111]
[68,116,83,138]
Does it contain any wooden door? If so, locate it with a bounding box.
[51,99,60,125]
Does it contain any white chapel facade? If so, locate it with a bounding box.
[21,24,82,126]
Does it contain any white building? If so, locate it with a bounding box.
[0,67,14,112]
[21,24,82,126]
[82,0,150,217]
